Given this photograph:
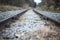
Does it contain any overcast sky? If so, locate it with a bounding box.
[34,0,42,5]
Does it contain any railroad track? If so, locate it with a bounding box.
[33,9,60,24]
[0,9,60,24]
[0,9,60,40]
[0,9,28,23]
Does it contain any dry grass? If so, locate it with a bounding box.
[0,5,22,12]
[38,5,60,12]
[31,21,60,40]
[23,21,60,40]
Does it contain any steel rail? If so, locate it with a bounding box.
[0,9,28,23]
[33,9,60,24]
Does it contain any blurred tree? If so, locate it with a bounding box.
[33,2,36,8]
[0,0,35,7]
[38,0,60,11]
[53,0,60,10]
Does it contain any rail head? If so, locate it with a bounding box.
[33,9,60,24]
[0,9,28,23]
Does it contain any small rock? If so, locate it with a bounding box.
[44,24,49,26]
[15,33,21,38]
[18,25,21,27]
[5,24,10,28]
[48,31,58,36]
[3,36,10,39]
